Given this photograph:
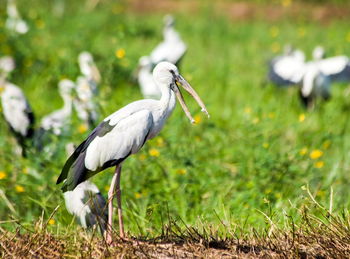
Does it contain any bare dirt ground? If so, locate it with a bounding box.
[1,213,350,259]
[127,0,350,23]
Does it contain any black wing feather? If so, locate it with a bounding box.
[56,120,114,185]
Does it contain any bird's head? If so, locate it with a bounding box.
[78,51,93,66]
[312,46,325,61]
[139,56,152,68]
[153,62,209,123]
[59,79,75,97]
[163,14,175,27]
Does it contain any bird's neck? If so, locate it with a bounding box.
[158,83,175,116]
[62,94,73,114]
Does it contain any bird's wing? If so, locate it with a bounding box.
[273,56,305,85]
[57,107,154,191]
[317,56,349,77]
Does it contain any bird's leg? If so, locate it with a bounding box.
[106,166,119,244]
[115,165,125,238]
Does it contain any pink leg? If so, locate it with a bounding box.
[115,165,125,238]
[106,165,120,244]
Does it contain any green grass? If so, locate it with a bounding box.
[0,0,350,238]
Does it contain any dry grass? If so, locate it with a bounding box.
[1,208,350,259]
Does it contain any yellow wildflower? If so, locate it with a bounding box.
[139,154,146,161]
[48,219,55,225]
[134,192,142,199]
[262,143,269,149]
[271,42,281,53]
[252,117,260,124]
[176,169,187,175]
[115,48,125,59]
[299,113,305,122]
[322,140,331,149]
[0,171,6,180]
[314,161,324,169]
[310,149,323,160]
[15,185,25,193]
[195,136,201,142]
[104,185,110,192]
[244,107,252,114]
[269,26,279,38]
[299,147,308,156]
[78,124,88,134]
[156,137,165,147]
[149,148,160,157]
[281,0,292,7]
[23,167,29,174]
[35,19,45,29]
[268,112,275,119]
[194,114,202,124]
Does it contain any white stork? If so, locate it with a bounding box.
[299,64,331,109]
[57,62,209,244]
[148,15,187,67]
[0,77,35,156]
[78,52,101,93]
[73,76,98,128]
[40,79,75,136]
[137,56,161,99]
[5,0,29,34]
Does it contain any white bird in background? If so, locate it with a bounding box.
[137,56,161,99]
[299,64,331,108]
[57,62,209,244]
[40,79,75,135]
[5,0,29,35]
[74,76,98,128]
[64,142,108,234]
[0,56,16,78]
[268,46,306,87]
[0,77,35,156]
[311,46,350,84]
[63,181,108,234]
[148,15,187,67]
[78,51,101,92]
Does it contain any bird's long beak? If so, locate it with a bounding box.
[173,84,195,123]
[175,74,210,120]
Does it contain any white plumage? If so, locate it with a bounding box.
[63,181,107,233]
[5,0,29,34]
[137,56,161,99]
[268,47,306,87]
[0,56,15,77]
[57,62,209,244]
[312,56,350,83]
[78,51,101,89]
[0,78,35,155]
[148,15,187,66]
[40,79,75,135]
[73,76,98,127]
[299,63,331,108]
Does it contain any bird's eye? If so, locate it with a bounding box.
[169,70,175,75]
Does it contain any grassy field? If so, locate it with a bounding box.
[1,0,350,257]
